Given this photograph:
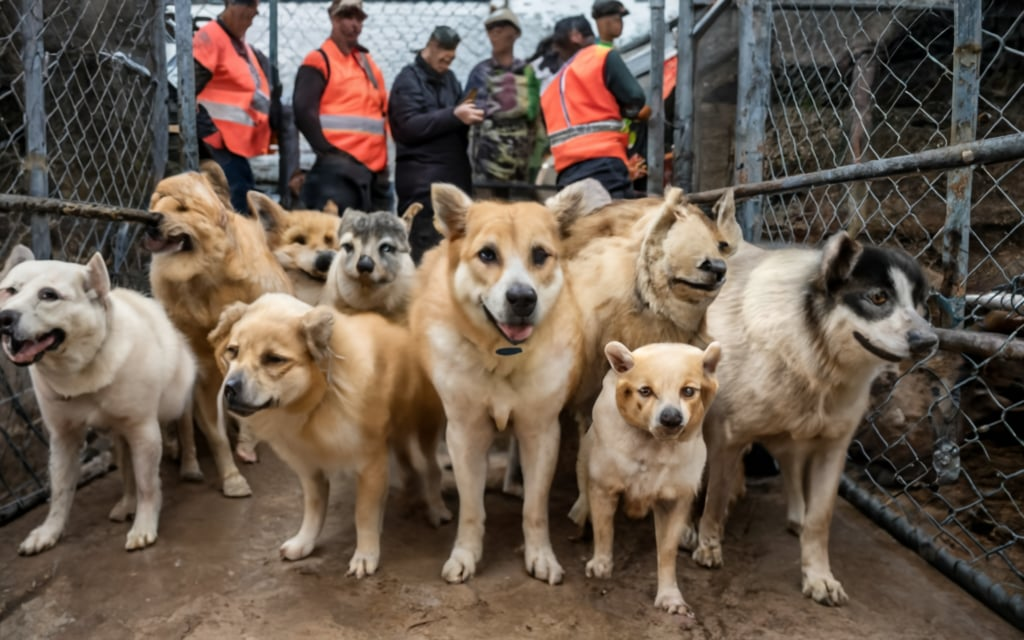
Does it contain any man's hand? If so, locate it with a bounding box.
[454,103,484,125]
[635,105,652,122]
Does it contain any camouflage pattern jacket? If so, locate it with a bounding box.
[464,57,540,183]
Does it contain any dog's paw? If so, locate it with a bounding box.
[180,461,204,482]
[235,442,259,464]
[18,525,61,556]
[584,555,613,579]
[125,524,158,551]
[426,502,453,528]
[692,540,723,568]
[802,571,849,606]
[221,472,252,498]
[346,550,380,579]
[678,524,699,552]
[655,587,695,618]
[279,536,316,561]
[441,547,477,583]
[525,545,564,585]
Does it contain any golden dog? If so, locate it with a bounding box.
[408,183,584,585]
[571,340,720,618]
[144,169,293,495]
[209,294,450,576]
[261,199,341,305]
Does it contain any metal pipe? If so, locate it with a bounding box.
[685,133,1024,204]
[692,0,731,40]
[175,0,199,172]
[269,0,279,88]
[21,0,51,260]
[965,292,1024,312]
[673,0,696,191]
[648,0,667,196]
[732,0,772,241]
[151,0,169,187]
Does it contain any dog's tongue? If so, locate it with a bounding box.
[499,323,533,343]
[3,334,55,364]
[142,235,182,254]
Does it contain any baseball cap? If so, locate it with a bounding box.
[428,25,461,50]
[484,7,522,34]
[592,1,630,19]
[328,0,366,19]
[552,15,594,46]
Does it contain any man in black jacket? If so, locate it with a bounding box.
[389,26,484,263]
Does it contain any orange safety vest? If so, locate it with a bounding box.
[302,39,388,172]
[193,21,272,158]
[541,45,628,172]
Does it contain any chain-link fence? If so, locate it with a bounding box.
[680,0,1023,628]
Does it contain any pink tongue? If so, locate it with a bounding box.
[4,334,56,364]
[499,323,533,343]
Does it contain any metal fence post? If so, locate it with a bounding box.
[673,0,695,192]
[152,0,169,187]
[648,0,667,196]
[21,0,51,259]
[940,0,981,328]
[175,0,199,172]
[269,0,279,88]
[733,0,771,242]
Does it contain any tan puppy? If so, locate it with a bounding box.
[320,204,422,323]
[144,169,293,495]
[1,247,196,554]
[409,183,583,585]
[209,294,450,576]
[262,200,341,305]
[571,340,720,618]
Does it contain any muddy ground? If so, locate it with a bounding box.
[0,447,1018,640]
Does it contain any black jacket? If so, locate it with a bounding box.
[388,54,472,203]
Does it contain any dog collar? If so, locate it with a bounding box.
[496,346,522,356]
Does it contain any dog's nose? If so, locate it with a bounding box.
[0,309,20,332]
[907,329,938,355]
[144,215,164,237]
[223,376,243,402]
[699,258,727,280]
[659,407,684,429]
[506,284,537,317]
[357,255,375,274]
[315,250,335,274]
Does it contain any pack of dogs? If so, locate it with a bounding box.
[0,163,940,620]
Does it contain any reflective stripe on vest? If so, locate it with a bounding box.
[319,114,386,135]
[194,21,271,158]
[540,45,628,173]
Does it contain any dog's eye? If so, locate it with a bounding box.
[868,290,889,306]
[380,243,395,254]
[225,345,238,359]
[342,242,355,253]
[293,235,307,246]
[682,387,697,398]
[718,241,730,252]
[638,386,653,397]
[38,287,59,301]
[478,247,497,264]
[531,246,550,267]
[324,235,334,246]
[262,353,288,366]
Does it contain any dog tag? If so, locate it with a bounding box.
[495,347,522,356]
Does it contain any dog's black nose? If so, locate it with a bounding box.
[0,309,19,332]
[357,255,375,274]
[315,250,335,274]
[144,215,164,237]
[223,376,243,402]
[659,407,684,429]
[506,284,537,317]
[699,258,727,280]
[907,329,938,354]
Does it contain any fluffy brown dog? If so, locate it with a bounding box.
[571,340,720,619]
[261,199,341,305]
[209,294,450,576]
[144,169,293,495]
[409,183,584,585]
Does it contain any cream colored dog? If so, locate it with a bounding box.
[0,247,195,554]
[408,183,584,585]
[571,340,720,618]
[209,293,450,577]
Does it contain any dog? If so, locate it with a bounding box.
[0,246,196,554]
[570,340,720,619]
[320,204,422,323]
[687,231,938,606]
[261,198,341,305]
[145,168,293,493]
[208,293,450,576]
[408,183,584,585]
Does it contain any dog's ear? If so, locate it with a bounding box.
[2,245,35,278]
[302,306,335,368]
[84,252,111,306]
[199,160,234,210]
[604,341,635,374]
[818,231,863,293]
[713,188,741,254]
[545,178,612,238]
[247,191,287,235]
[700,341,722,408]
[431,183,473,240]
[323,199,339,216]
[209,301,248,348]
[401,202,424,233]
[703,341,722,375]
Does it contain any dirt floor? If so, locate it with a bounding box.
[0,447,1019,640]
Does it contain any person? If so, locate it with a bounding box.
[293,0,390,213]
[592,0,629,47]
[193,0,282,214]
[389,26,483,262]
[463,7,541,199]
[540,15,648,199]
